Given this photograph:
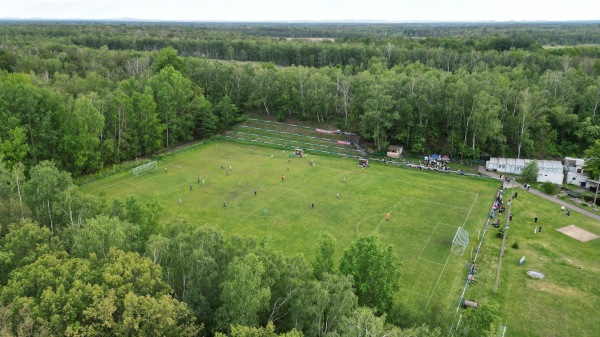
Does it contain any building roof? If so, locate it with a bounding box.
[564,157,585,166]
[488,158,563,172]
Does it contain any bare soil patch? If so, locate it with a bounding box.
[556,225,599,242]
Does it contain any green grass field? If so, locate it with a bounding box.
[466,184,600,336]
[79,140,600,336]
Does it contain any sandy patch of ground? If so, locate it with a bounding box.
[556,225,599,242]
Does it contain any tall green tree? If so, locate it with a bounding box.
[0,220,54,282]
[217,253,271,332]
[522,160,540,183]
[146,221,228,331]
[214,95,241,129]
[288,273,357,337]
[0,160,26,223]
[148,66,198,147]
[0,249,199,337]
[155,47,186,74]
[71,215,140,258]
[312,233,336,280]
[23,161,75,235]
[583,139,600,181]
[61,96,105,175]
[0,127,29,170]
[216,322,302,337]
[339,236,400,314]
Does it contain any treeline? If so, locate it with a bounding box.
[3,21,600,45]
[1,40,600,178]
[2,160,493,337]
[185,22,600,45]
[4,24,600,70]
[0,47,242,176]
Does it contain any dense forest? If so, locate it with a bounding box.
[1,22,600,336]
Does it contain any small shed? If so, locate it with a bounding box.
[387,145,403,158]
[294,149,304,158]
[358,158,369,167]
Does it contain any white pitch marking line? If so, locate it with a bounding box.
[419,223,441,259]
[424,190,479,309]
[418,257,445,266]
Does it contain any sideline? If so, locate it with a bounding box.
[477,166,600,222]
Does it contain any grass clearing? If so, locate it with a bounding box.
[79,140,600,336]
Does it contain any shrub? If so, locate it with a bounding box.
[512,241,519,249]
[522,160,539,182]
[276,111,286,122]
[496,228,506,238]
[540,181,558,195]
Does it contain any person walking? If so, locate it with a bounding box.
[534,215,538,223]
[311,201,315,209]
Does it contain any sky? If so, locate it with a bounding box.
[2,0,598,22]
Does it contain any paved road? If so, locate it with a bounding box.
[477,166,600,222]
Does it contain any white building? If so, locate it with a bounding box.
[563,157,588,187]
[485,157,564,184]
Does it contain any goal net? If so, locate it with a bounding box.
[451,226,469,256]
[132,161,157,176]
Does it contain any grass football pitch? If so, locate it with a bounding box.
[80,141,600,336]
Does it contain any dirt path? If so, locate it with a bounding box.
[478,166,600,222]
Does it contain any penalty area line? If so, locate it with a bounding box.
[418,222,441,259]
[418,257,445,266]
[424,191,479,310]
[398,287,431,299]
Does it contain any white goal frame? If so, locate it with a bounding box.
[451,226,469,256]
[132,161,157,176]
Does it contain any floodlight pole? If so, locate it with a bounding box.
[494,176,513,294]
